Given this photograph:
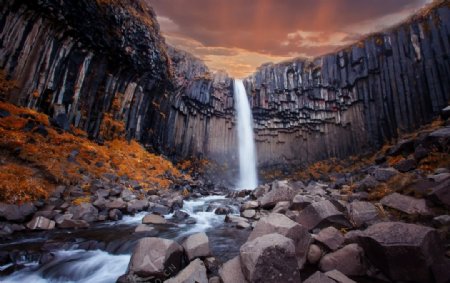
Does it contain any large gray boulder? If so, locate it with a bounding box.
[296,200,351,230]
[67,203,98,222]
[248,213,311,268]
[259,181,296,209]
[240,233,300,283]
[356,222,448,283]
[346,201,380,228]
[319,244,366,276]
[428,178,450,209]
[380,193,431,216]
[164,258,207,283]
[128,237,184,280]
[314,227,344,251]
[142,214,167,225]
[182,232,211,261]
[219,256,248,283]
[0,202,36,222]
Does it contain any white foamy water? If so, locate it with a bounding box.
[0,250,129,283]
[234,79,258,190]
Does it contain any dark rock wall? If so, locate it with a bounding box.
[156,4,450,168]
[0,0,170,141]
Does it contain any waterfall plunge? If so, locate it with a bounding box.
[234,79,258,190]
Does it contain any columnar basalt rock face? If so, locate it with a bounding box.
[155,3,450,168]
[0,0,169,142]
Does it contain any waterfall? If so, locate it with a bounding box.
[234,79,258,190]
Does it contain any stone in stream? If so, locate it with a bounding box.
[151,203,172,215]
[142,214,167,225]
[164,258,208,283]
[304,271,335,283]
[57,218,90,229]
[182,232,211,261]
[127,199,149,214]
[214,206,231,215]
[355,222,448,283]
[225,214,249,229]
[259,180,296,209]
[108,209,123,221]
[240,233,301,283]
[380,193,431,216]
[219,256,248,283]
[296,200,351,230]
[127,237,184,280]
[241,209,256,219]
[314,226,344,251]
[319,244,366,276]
[346,201,380,228]
[248,213,311,269]
[134,224,156,233]
[241,200,259,211]
[26,216,55,230]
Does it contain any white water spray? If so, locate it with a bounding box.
[234,79,258,190]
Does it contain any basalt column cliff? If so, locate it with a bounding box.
[154,3,450,168]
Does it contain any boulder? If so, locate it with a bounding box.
[394,159,417,173]
[225,214,249,229]
[304,271,335,283]
[151,203,172,215]
[26,216,55,230]
[314,227,344,251]
[324,270,356,283]
[128,237,183,280]
[380,193,431,216]
[356,222,447,283]
[346,201,380,228]
[214,206,231,215]
[296,200,351,230]
[182,232,211,261]
[248,213,311,268]
[290,194,319,211]
[240,233,300,283]
[0,202,36,222]
[67,203,98,222]
[134,224,156,233]
[428,178,450,208]
[127,199,149,214]
[108,209,123,221]
[204,257,219,275]
[57,218,90,229]
[105,198,127,210]
[241,201,259,211]
[173,210,189,220]
[259,181,296,209]
[425,127,450,149]
[272,201,290,214]
[307,244,323,264]
[387,139,415,156]
[319,244,366,276]
[372,167,398,182]
[164,258,208,283]
[219,256,248,283]
[241,209,256,219]
[142,214,167,225]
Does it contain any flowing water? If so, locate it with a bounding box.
[234,79,258,190]
[0,195,249,283]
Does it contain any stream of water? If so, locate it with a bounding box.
[0,195,249,283]
[234,79,258,190]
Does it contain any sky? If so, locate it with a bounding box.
[145,0,433,78]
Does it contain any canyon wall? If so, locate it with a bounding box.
[0,0,169,142]
[155,3,450,168]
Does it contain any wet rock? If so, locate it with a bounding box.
[127,237,184,280]
[219,256,248,283]
[26,216,55,230]
[394,159,417,172]
[108,209,123,221]
[356,222,447,283]
[380,193,431,216]
[240,233,300,283]
[151,203,172,215]
[0,202,36,222]
[259,180,296,209]
[214,206,231,215]
[173,210,189,220]
[236,221,251,229]
[319,244,366,276]
[182,232,211,261]
[134,224,156,234]
[204,257,219,275]
[67,203,98,222]
[426,127,450,150]
[241,209,256,219]
[127,199,149,214]
[248,213,311,268]
[225,214,249,228]
[142,214,167,225]
[165,258,208,283]
[57,218,90,229]
[105,198,127,210]
[372,167,398,182]
[428,178,450,208]
[346,201,380,228]
[324,269,356,283]
[296,200,351,230]
[314,227,344,251]
[304,271,335,283]
[307,244,323,264]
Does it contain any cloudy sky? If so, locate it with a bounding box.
[145,0,432,78]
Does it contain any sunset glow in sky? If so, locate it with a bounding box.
[146,0,433,78]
